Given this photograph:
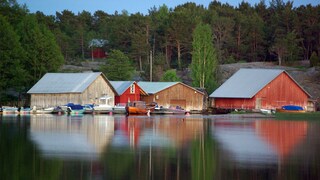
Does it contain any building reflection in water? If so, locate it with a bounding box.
[255,120,308,161]
[112,115,205,149]
[30,114,114,160]
[30,114,205,159]
[212,119,308,167]
[4,114,320,179]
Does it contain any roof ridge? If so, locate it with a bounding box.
[71,73,97,92]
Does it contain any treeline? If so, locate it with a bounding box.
[33,0,320,68]
[0,0,64,103]
[1,0,320,103]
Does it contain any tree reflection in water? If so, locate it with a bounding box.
[0,118,62,180]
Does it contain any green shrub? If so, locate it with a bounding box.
[310,51,319,67]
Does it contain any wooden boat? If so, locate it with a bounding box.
[276,105,306,113]
[126,101,155,115]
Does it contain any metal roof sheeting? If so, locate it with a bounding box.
[210,69,284,98]
[27,72,102,94]
[110,81,135,95]
[138,81,178,94]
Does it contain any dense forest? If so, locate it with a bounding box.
[0,0,320,104]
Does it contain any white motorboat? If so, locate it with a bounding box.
[93,95,114,114]
[112,103,127,114]
[31,106,54,114]
[2,106,19,115]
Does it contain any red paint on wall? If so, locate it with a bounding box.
[92,48,106,58]
[114,82,142,105]
[214,72,309,109]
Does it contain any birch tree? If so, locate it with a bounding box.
[191,23,218,93]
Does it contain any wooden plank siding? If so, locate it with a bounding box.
[30,75,115,108]
[141,83,204,111]
[254,72,308,109]
[214,72,309,110]
[214,98,255,109]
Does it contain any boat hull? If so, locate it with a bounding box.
[93,105,113,114]
[1,107,19,115]
[126,101,155,115]
[113,107,126,114]
[151,108,186,115]
[127,106,148,114]
[68,109,85,115]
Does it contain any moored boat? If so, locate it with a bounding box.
[19,107,31,115]
[52,106,67,114]
[93,104,113,114]
[126,101,155,115]
[65,103,85,115]
[31,106,54,114]
[93,95,114,114]
[276,105,306,113]
[166,106,187,114]
[1,106,19,115]
[260,109,275,114]
[112,103,127,114]
[83,104,94,114]
[151,105,187,115]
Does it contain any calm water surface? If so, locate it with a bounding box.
[1,114,320,180]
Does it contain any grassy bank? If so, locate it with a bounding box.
[275,112,320,120]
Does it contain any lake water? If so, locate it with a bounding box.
[1,114,319,180]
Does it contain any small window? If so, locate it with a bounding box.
[130,84,135,94]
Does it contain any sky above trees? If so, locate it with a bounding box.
[16,0,318,15]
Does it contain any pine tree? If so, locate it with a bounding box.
[100,49,134,80]
[0,15,26,101]
[17,14,64,86]
[161,69,181,82]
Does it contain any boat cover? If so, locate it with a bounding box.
[282,105,303,110]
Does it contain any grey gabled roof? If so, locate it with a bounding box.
[138,81,205,95]
[210,69,285,98]
[138,81,179,94]
[28,72,106,94]
[110,81,135,95]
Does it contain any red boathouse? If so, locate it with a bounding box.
[110,81,147,105]
[209,68,312,110]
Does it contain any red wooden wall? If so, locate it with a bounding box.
[214,98,255,109]
[114,82,141,105]
[214,72,309,109]
[92,48,106,58]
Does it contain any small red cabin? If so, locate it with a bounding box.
[110,81,147,105]
[210,69,311,110]
[92,48,106,59]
